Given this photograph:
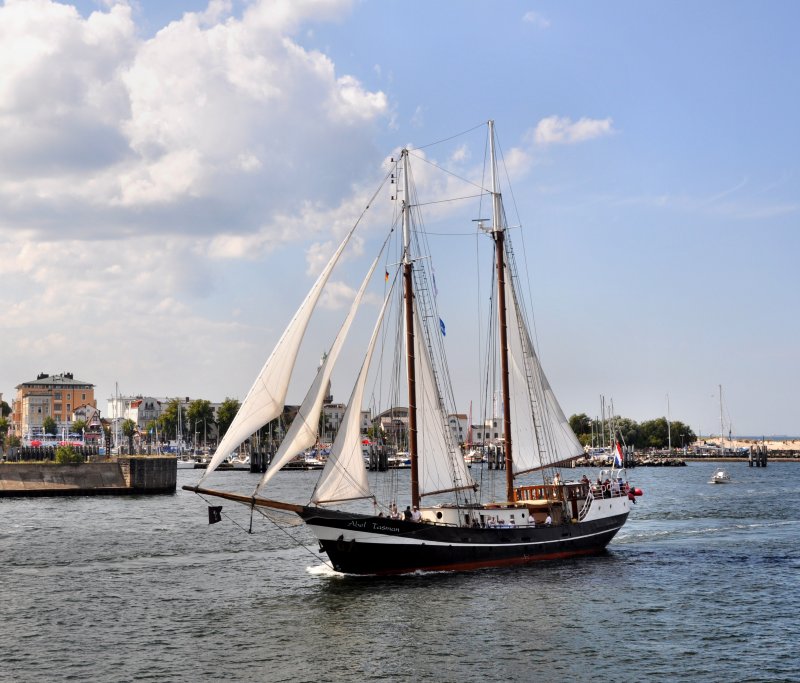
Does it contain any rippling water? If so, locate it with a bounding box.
[2,463,798,682]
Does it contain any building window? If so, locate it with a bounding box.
[55,392,62,400]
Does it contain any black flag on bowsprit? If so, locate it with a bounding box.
[208,506,223,524]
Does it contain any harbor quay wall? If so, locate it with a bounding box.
[118,456,177,492]
[0,456,176,497]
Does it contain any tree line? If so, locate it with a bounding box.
[568,414,696,450]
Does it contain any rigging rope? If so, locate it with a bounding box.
[412,121,486,151]
[193,491,334,570]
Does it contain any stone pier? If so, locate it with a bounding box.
[0,456,177,497]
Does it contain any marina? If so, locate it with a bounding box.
[2,462,798,682]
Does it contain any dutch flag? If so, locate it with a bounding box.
[614,441,624,468]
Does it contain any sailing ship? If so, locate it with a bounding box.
[185,121,640,575]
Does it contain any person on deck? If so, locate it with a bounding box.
[403,506,412,521]
[411,506,422,522]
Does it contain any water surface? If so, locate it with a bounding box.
[2,463,797,682]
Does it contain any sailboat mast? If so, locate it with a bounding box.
[719,384,724,456]
[666,393,672,452]
[402,148,420,508]
[488,121,514,502]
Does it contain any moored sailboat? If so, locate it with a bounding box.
[185,121,641,575]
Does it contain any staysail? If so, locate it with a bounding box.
[412,300,476,497]
[504,262,583,474]
[311,274,398,506]
[200,227,356,480]
[253,251,384,494]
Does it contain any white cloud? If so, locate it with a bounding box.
[533,115,615,145]
[522,11,550,28]
[0,0,396,405]
[319,280,357,310]
[0,0,388,243]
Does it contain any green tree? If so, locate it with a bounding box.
[613,417,641,447]
[71,419,87,438]
[216,398,241,440]
[569,413,591,437]
[568,413,592,446]
[158,399,186,443]
[670,421,696,448]
[55,445,83,464]
[639,418,669,448]
[187,399,215,447]
[121,418,137,454]
[0,416,9,451]
[43,416,57,435]
[1,400,11,418]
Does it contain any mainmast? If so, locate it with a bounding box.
[488,120,515,502]
[402,148,420,508]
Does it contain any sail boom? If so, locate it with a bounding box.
[182,485,304,513]
[421,483,478,498]
[317,494,377,506]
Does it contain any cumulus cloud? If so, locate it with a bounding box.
[0,0,388,242]
[0,0,393,403]
[532,115,615,145]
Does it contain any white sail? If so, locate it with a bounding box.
[311,277,396,506]
[504,262,583,474]
[254,253,382,494]
[200,228,355,480]
[413,301,476,497]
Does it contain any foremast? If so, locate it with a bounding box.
[401,148,421,509]
[488,120,515,503]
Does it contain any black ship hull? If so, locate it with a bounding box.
[301,507,629,575]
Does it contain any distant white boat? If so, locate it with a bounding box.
[387,451,411,469]
[463,449,484,464]
[228,454,251,470]
[710,468,731,484]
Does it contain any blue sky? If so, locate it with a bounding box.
[1,0,798,436]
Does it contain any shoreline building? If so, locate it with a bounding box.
[12,372,97,440]
[106,395,225,450]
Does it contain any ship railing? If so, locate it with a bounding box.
[590,482,627,499]
[578,489,594,521]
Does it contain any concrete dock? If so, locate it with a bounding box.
[0,456,177,497]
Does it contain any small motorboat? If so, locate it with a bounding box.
[710,468,731,484]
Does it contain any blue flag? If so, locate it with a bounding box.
[439,318,446,336]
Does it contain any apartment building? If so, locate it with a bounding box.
[12,372,97,438]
